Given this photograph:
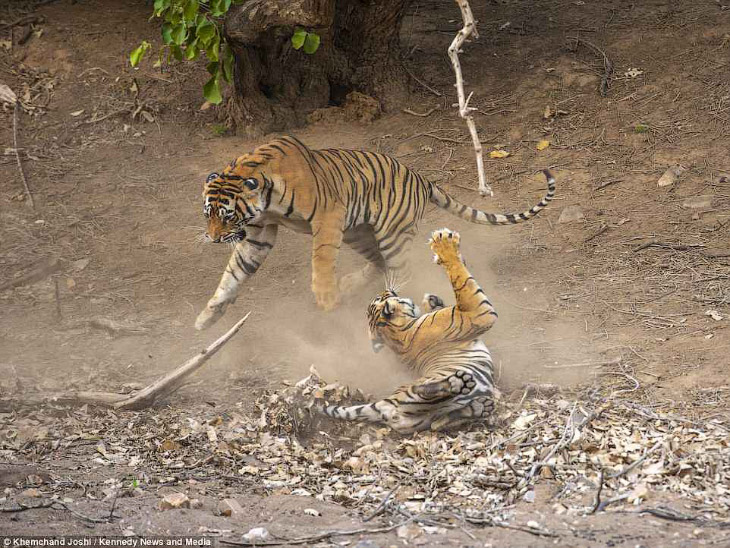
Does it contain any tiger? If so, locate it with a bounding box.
[197,135,555,330]
[316,228,498,433]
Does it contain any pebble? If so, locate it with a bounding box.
[242,528,269,543]
[657,165,685,187]
[558,205,585,223]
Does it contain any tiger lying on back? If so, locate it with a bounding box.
[197,135,555,330]
[317,228,497,433]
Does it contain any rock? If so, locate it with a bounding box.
[216,498,244,517]
[159,492,190,510]
[19,488,42,498]
[558,205,585,224]
[682,195,713,209]
[657,165,685,187]
[303,508,320,516]
[705,310,723,321]
[354,541,380,548]
[242,527,270,543]
[397,523,422,541]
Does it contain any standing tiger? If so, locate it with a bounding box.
[317,228,497,433]
[197,135,555,330]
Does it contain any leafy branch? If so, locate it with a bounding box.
[130,1,321,105]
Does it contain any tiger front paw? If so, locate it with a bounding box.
[313,284,340,311]
[429,228,462,266]
[195,300,230,330]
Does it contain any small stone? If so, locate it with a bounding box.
[242,528,269,543]
[705,309,723,321]
[303,508,320,516]
[217,498,244,517]
[558,205,584,224]
[682,195,713,209]
[159,492,190,510]
[354,541,380,548]
[657,165,685,187]
[19,488,42,498]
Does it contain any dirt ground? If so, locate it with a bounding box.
[1,0,729,545]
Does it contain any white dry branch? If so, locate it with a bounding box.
[1,313,250,410]
[448,0,491,196]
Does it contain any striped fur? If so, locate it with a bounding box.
[196,135,555,330]
[318,228,498,433]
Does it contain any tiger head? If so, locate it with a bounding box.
[202,158,272,243]
[367,290,421,353]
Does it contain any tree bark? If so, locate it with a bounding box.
[224,0,411,137]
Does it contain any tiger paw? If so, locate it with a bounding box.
[450,370,477,394]
[314,287,340,311]
[422,293,445,312]
[429,228,462,265]
[195,301,230,330]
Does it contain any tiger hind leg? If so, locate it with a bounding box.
[430,396,494,431]
[340,226,386,296]
[411,370,478,400]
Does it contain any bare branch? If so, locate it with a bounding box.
[448,0,491,196]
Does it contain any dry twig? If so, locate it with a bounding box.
[568,37,614,97]
[0,314,250,410]
[448,0,491,196]
[0,85,35,208]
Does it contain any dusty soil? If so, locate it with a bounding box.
[0,0,729,545]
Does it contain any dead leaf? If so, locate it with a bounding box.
[536,140,550,151]
[490,150,510,159]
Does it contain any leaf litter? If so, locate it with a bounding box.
[0,367,728,538]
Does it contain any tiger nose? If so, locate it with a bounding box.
[205,233,222,243]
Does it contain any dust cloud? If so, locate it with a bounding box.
[230,219,600,398]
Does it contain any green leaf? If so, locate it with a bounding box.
[184,43,199,60]
[171,23,187,45]
[161,22,173,44]
[153,0,170,16]
[302,32,320,54]
[183,0,199,21]
[170,44,184,61]
[206,61,219,75]
[203,76,223,104]
[197,20,216,44]
[206,34,220,62]
[291,27,306,50]
[210,0,227,16]
[129,41,151,67]
[221,46,234,83]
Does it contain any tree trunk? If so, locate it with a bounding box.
[224,0,411,137]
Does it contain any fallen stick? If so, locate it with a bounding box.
[448,0,491,196]
[633,240,705,252]
[0,85,35,208]
[0,313,250,411]
[0,258,61,292]
[569,37,613,97]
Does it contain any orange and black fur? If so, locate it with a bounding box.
[317,228,498,433]
[197,136,555,330]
